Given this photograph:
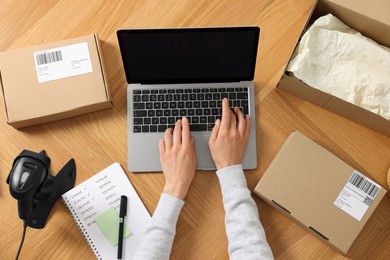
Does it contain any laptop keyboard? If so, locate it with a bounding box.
[132,87,249,133]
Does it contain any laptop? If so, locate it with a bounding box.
[117,26,260,172]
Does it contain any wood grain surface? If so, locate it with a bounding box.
[1,1,389,259]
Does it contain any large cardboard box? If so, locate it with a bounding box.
[0,34,112,128]
[254,131,387,254]
[277,0,390,136]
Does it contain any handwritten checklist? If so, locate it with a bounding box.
[62,163,151,260]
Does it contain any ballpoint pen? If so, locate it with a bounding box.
[118,195,127,260]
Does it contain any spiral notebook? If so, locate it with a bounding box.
[62,163,151,260]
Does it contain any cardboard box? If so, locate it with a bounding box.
[254,131,387,254]
[277,0,390,136]
[0,34,112,128]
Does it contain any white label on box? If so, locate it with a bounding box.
[334,170,381,221]
[33,42,93,83]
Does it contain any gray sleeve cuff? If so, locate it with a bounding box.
[153,193,185,225]
[216,164,247,195]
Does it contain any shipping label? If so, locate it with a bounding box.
[33,42,93,83]
[334,170,381,221]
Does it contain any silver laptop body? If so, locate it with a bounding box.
[117,27,260,172]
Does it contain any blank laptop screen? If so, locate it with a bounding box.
[117,27,259,84]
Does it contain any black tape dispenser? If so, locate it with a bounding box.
[7,150,76,228]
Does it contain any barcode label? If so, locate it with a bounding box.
[334,170,382,221]
[348,171,380,198]
[33,42,93,83]
[36,51,63,65]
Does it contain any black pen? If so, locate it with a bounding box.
[118,195,127,260]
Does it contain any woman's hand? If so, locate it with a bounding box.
[208,98,250,170]
[159,117,197,200]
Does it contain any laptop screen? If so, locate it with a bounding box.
[117,27,260,84]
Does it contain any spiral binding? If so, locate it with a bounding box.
[63,198,102,260]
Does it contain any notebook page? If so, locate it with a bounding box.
[62,163,151,260]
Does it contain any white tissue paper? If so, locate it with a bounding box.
[287,14,390,120]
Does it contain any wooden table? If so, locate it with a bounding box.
[1,1,389,259]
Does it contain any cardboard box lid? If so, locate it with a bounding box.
[254,131,387,254]
[0,34,111,125]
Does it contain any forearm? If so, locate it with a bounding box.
[216,165,274,260]
[133,193,184,260]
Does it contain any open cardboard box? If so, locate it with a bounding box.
[277,0,390,136]
[0,34,112,128]
[254,131,387,254]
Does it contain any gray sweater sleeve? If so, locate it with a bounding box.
[216,164,274,260]
[133,165,273,260]
[133,193,184,260]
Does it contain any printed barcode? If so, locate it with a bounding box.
[36,51,63,65]
[348,171,379,198]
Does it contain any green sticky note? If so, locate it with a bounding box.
[95,207,132,246]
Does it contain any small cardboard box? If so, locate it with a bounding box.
[277,0,390,136]
[254,131,387,254]
[0,34,112,128]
